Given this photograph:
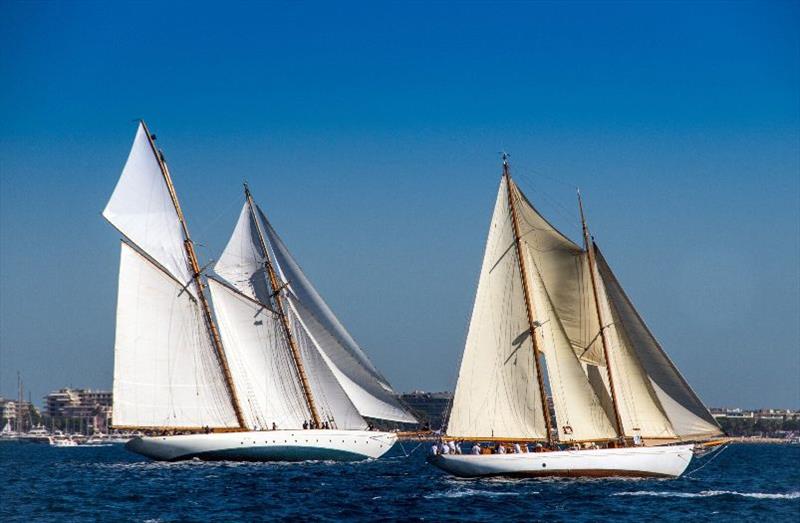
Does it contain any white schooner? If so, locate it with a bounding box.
[429,156,723,478]
[104,121,415,461]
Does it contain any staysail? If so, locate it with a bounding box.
[594,248,722,439]
[446,176,548,440]
[258,207,417,424]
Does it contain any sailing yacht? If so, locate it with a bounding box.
[104,121,415,461]
[429,156,723,478]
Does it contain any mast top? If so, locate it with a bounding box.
[501,152,511,177]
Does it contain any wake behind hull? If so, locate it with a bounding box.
[428,444,694,478]
[125,429,397,462]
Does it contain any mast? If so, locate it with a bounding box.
[243,184,322,428]
[578,190,626,444]
[503,154,554,446]
[139,120,246,430]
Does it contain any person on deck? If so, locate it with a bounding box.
[272,422,277,431]
[471,443,481,455]
[497,444,506,454]
[430,443,438,456]
[513,442,522,454]
[302,420,309,430]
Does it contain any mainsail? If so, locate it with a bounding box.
[447,176,548,440]
[446,159,721,444]
[213,190,416,426]
[105,122,243,430]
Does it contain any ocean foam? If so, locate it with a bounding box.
[425,488,529,499]
[613,490,800,500]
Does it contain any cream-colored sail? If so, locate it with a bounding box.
[446,177,547,440]
[523,247,617,442]
[213,203,271,303]
[510,182,603,366]
[113,243,238,429]
[103,123,195,292]
[207,278,312,430]
[595,249,722,439]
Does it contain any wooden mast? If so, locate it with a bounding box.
[503,154,554,447]
[139,120,247,431]
[578,190,626,445]
[243,183,322,428]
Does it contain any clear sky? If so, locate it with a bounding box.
[1,1,798,409]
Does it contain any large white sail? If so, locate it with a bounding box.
[103,123,195,292]
[207,278,312,430]
[258,207,417,424]
[447,177,548,440]
[595,249,722,439]
[113,243,239,429]
[285,300,368,430]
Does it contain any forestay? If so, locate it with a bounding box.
[447,177,548,440]
[103,123,195,293]
[258,208,417,424]
[113,243,239,429]
[208,278,312,430]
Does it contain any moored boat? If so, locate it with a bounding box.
[429,155,723,479]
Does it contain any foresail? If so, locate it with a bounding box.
[510,182,604,366]
[285,300,367,430]
[258,207,417,424]
[447,177,547,440]
[103,123,194,292]
[208,278,311,430]
[595,249,722,439]
[113,243,238,429]
[523,248,617,442]
[214,203,272,303]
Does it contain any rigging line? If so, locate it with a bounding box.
[193,191,247,259]
[684,443,729,479]
[514,172,583,233]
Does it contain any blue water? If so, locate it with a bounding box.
[1,443,798,521]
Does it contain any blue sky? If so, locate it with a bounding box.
[1,1,798,409]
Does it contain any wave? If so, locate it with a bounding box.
[613,490,800,500]
[425,488,530,499]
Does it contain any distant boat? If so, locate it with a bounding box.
[0,421,17,442]
[429,156,723,478]
[18,425,51,444]
[103,121,415,461]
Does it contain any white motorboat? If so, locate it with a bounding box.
[430,156,723,479]
[103,121,415,461]
[126,429,397,462]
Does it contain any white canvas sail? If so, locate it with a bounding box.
[595,249,722,439]
[207,278,312,430]
[258,208,417,424]
[103,123,195,292]
[113,243,238,429]
[214,203,272,303]
[447,177,548,440]
[285,300,367,430]
[523,247,617,442]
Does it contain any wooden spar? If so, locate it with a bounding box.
[577,190,626,444]
[243,184,322,428]
[138,120,247,431]
[502,155,554,447]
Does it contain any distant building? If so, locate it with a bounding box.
[399,391,452,431]
[43,388,113,431]
[0,397,38,431]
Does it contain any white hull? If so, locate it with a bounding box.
[429,444,694,478]
[126,429,398,462]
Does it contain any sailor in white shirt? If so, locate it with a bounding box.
[448,441,458,455]
[430,444,438,456]
[471,443,481,455]
[513,442,522,454]
[497,445,506,454]
[440,442,450,454]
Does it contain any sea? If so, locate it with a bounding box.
[1,442,797,522]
